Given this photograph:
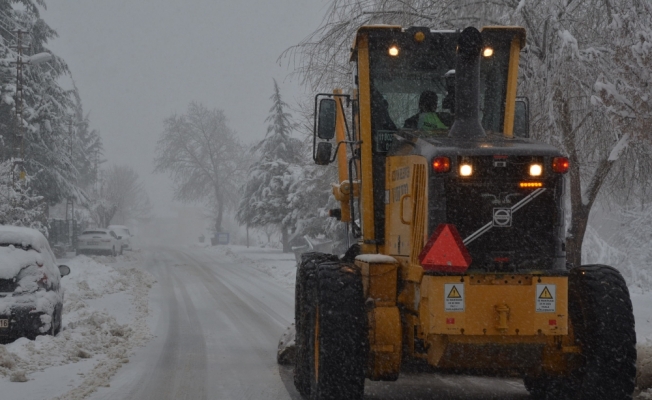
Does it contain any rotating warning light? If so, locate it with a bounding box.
[552,157,570,173]
[432,157,450,173]
[529,164,543,177]
[459,163,473,177]
[388,45,400,57]
[483,47,494,57]
[414,31,426,42]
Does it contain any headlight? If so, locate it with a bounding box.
[529,164,543,177]
[459,164,473,177]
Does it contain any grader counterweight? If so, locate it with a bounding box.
[295,25,636,400]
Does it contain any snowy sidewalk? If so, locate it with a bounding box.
[0,252,155,400]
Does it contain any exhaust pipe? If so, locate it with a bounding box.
[448,27,486,139]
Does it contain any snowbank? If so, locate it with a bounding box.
[0,253,155,399]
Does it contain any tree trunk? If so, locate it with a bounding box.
[558,94,616,268]
[281,227,290,253]
[214,189,224,234]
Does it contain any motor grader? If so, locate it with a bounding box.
[294,25,636,399]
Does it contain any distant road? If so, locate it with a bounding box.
[90,246,531,400]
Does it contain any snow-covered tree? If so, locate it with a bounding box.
[155,102,246,234]
[283,0,652,267]
[0,160,47,232]
[237,80,304,252]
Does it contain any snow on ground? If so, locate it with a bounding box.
[0,252,155,400]
[193,243,298,289]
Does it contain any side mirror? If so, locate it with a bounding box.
[58,265,70,277]
[514,98,529,138]
[317,99,337,140]
[315,142,333,165]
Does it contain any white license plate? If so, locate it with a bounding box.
[0,319,8,328]
[88,241,99,245]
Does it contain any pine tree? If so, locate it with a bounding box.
[237,80,304,252]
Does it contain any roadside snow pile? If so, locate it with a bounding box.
[218,245,297,288]
[0,254,155,399]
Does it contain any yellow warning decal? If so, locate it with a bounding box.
[448,286,462,298]
[539,286,553,299]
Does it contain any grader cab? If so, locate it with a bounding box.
[295,25,636,399]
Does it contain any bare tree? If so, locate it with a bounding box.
[104,165,152,225]
[282,0,652,267]
[155,102,246,234]
[81,165,151,228]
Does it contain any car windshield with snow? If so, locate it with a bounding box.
[0,226,70,343]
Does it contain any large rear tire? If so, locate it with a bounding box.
[294,253,338,398]
[306,261,367,400]
[524,265,636,400]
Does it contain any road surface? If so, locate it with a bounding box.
[90,246,531,400]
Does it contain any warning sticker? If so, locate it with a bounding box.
[536,284,556,313]
[444,283,465,312]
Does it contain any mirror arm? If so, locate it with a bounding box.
[329,140,361,164]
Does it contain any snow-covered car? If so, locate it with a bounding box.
[0,226,70,342]
[108,225,133,251]
[76,229,122,256]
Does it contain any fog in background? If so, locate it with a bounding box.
[43,1,326,243]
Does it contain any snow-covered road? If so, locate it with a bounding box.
[90,246,296,400]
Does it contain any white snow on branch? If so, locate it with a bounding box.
[608,132,631,161]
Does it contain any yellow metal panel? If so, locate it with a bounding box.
[356,260,398,308]
[420,275,568,336]
[367,307,402,380]
[356,35,377,253]
[502,34,521,138]
[334,89,351,223]
[385,156,427,258]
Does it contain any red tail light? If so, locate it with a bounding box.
[432,157,450,173]
[552,157,569,173]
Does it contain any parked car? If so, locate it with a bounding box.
[0,225,70,342]
[76,229,122,256]
[108,225,133,251]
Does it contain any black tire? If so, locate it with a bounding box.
[306,261,367,400]
[294,252,338,397]
[525,265,636,400]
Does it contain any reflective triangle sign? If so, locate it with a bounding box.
[418,224,472,272]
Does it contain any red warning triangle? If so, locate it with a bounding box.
[418,224,472,273]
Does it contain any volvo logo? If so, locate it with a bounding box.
[493,208,512,227]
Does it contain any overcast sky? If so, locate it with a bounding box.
[42,0,326,216]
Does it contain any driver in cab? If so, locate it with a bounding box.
[403,90,447,131]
